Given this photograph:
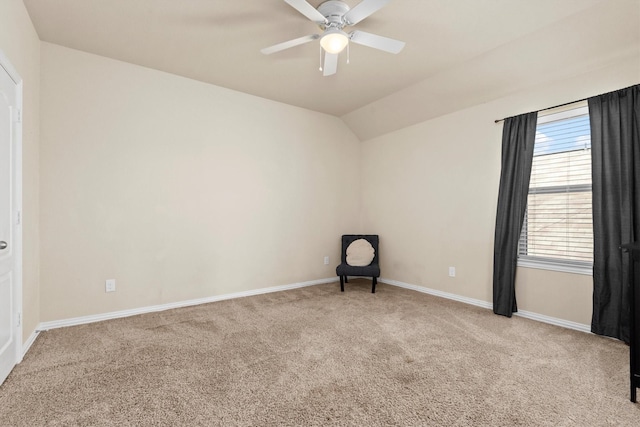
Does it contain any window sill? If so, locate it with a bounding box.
[517,258,592,276]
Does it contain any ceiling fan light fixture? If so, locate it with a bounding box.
[320,28,349,54]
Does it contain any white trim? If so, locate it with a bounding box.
[380,277,492,309]
[0,50,23,373]
[0,51,22,85]
[14,79,23,365]
[20,329,39,361]
[514,309,590,334]
[517,258,592,275]
[37,277,337,331]
[29,275,592,355]
[379,278,591,334]
[537,104,588,124]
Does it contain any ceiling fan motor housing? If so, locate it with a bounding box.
[317,1,351,29]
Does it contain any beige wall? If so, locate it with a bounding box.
[0,0,40,343]
[5,8,638,329]
[361,57,639,326]
[39,43,361,322]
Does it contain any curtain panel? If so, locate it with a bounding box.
[493,112,538,317]
[590,84,640,343]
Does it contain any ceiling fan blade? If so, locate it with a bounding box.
[322,52,338,76]
[261,34,320,55]
[284,0,328,24]
[349,30,405,54]
[344,0,391,25]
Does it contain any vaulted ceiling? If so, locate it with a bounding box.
[23,0,640,140]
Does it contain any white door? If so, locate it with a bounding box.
[0,55,21,385]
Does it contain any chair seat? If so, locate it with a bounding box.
[336,263,380,278]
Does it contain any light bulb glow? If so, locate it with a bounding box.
[320,29,348,54]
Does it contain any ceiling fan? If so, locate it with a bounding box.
[261,0,405,76]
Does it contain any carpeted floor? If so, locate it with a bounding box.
[1,280,639,426]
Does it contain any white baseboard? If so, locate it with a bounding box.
[31,275,591,353]
[37,277,337,332]
[514,309,591,333]
[20,329,40,361]
[379,278,591,334]
[380,278,493,309]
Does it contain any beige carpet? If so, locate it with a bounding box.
[1,280,639,426]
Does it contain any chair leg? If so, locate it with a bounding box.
[372,277,377,293]
[345,276,349,283]
[340,275,344,292]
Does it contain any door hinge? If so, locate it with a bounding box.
[16,210,21,226]
[17,312,21,327]
[11,107,22,123]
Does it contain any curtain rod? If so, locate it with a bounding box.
[494,84,638,124]
[494,97,589,124]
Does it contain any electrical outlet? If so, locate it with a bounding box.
[324,256,330,265]
[448,267,456,277]
[105,279,116,292]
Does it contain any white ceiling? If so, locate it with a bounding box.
[23,0,640,140]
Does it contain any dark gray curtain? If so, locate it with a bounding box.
[590,84,640,343]
[493,112,538,317]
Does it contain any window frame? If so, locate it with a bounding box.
[516,103,593,276]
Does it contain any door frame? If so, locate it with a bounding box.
[0,49,23,365]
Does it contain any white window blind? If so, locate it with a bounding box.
[518,104,593,270]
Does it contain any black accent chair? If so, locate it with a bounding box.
[336,234,380,293]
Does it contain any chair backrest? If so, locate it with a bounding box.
[341,235,379,265]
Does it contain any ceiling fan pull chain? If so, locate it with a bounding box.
[347,42,350,65]
[319,45,323,71]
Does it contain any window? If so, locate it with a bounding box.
[518,103,593,274]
